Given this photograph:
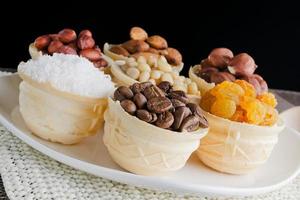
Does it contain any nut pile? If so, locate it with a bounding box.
[109,27,200,96]
[114,81,208,132]
[195,48,268,94]
[33,28,108,68]
[200,80,278,126]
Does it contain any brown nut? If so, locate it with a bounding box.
[57,45,77,55]
[58,28,77,43]
[79,30,92,38]
[67,42,78,51]
[208,48,234,68]
[49,34,60,41]
[77,35,95,50]
[48,40,64,54]
[79,49,101,61]
[252,74,268,94]
[130,27,148,41]
[122,40,150,53]
[241,75,262,94]
[34,35,51,50]
[195,67,219,83]
[93,59,108,68]
[147,47,160,54]
[146,35,168,49]
[228,53,257,76]
[165,48,182,65]
[200,59,215,69]
[110,45,130,57]
[210,72,236,84]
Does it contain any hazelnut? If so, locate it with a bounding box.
[146,35,168,49]
[67,42,78,51]
[210,72,235,84]
[80,49,101,61]
[130,27,148,41]
[48,40,63,54]
[77,35,95,50]
[164,47,182,65]
[253,74,268,94]
[58,28,77,43]
[49,34,60,41]
[57,45,77,55]
[34,35,51,50]
[241,74,268,94]
[79,30,92,38]
[200,59,215,69]
[122,40,150,53]
[93,58,108,68]
[110,45,130,57]
[208,48,233,68]
[228,53,257,76]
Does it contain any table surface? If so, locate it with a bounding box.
[0,68,299,200]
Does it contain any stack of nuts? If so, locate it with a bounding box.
[114,81,208,132]
[33,28,108,68]
[109,27,200,96]
[194,48,268,94]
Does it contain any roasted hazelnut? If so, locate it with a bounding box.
[164,47,182,65]
[58,28,77,43]
[57,45,77,55]
[48,40,64,54]
[130,27,148,41]
[79,30,92,38]
[79,49,101,61]
[228,53,257,76]
[93,59,108,68]
[34,35,51,50]
[210,72,236,84]
[77,35,95,50]
[208,48,233,68]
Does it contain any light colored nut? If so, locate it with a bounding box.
[121,65,129,72]
[139,71,150,82]
[184,78,192,85]
[161,73,174,85]
[148,79,156,85]
[178,76,186,83]
[165,47,182,65]
[122,40,150,53]
[110,45,130,57]
[147,55,158,67]
[130,27,148,41]
[115,60,126,65]
[173,79,183,86]
[34,35,51,50]
[173,84,187,93]
[188,82,198,95]
[157,56,172,72]
[126,67,140,79]
[127,57,136,63]
[138,63,151,72]
[127,61,138,68]
[132,52,159,61]
[170,71,179,80]
[137,56,147,64]
[146,35,168,49]
[150,70,162,80]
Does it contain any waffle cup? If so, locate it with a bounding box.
[197,111,285,175]
[103,98,208,176]
[18,72,108,144]
[189,65,215,94]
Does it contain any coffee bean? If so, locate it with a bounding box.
[133,93,147,109]
[130,82,152,94]
[171,99,186,108]
[173,107,192,130]
[168,90,189,104]
[114,86,134,101]
[157,81,172,93]
[136,109,152,122]
[155,111,174,129]
[150,112,157,123]
[185,103,209,128]
[120,100,137,115]
[143,85,165,100]
[147,97,172,113]
[180,115,200,132]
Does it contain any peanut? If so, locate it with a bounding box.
[165,47,182,65]
[157,56,172,72]
[139,71,150,82]
[130,27,148,41]
[161,73,174,85]
[58,28,77,43]
[34,35,51,50]
[126,67,140,79]
[48,40,63,54]
[77,35,95,50]
[146,35,168,49]
[122,40,150,53]
[110,45,130,57]
[79,49,101,61]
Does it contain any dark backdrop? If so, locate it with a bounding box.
[1,2,299,91]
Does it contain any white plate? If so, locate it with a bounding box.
[1,74,300,197]
[280,106,300,132]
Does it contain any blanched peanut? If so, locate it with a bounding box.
[178,76,186,83]
[139,71,150,82]
[188,82,198,95]
[150,70,162,80]
[147,55,158,67]
[127,57,136,63]
[173,79,183,87]
[127,61,138,68]
[170,71,179,80]
[126,67,140,79]
[184,78,192,85]
[158,56,172,72]
[149,79,156,85]
[173,84,187,93]
[137,56,147,64]
[138,63,151,72]
[121,65,129,72]
[161,73,174,85]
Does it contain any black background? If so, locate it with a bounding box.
[1,2,299,91]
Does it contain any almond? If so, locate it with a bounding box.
[110,45,130,56]
[164,47,182,65]
[122,40,150,53]
[131,52,159,60]
[130,27,148,40]
[146,35,168,49]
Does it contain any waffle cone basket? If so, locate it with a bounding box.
[197,111,285,174]
[103,98,208,175]
[18,73,107,144]
[189,65,215,95]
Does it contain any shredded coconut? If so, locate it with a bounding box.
[18,53,115,98]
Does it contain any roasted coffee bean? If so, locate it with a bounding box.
[143,85,165,100]
[187,103,209,128]
[120,100,137,115]
[198,115,209,128]
[155,111,174,129]
[130,82,152,94]
[133,93,147,109]
[114,86,134,101]
[171,98,186,108]
[150,112,157,123]
[168,90,189,104]
[173,107,192,130]
[157,81,172,93]
[179,115,200,132]
[136,109,152,122]
[147,97,172,113]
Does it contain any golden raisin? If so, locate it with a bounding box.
[211,99,236,119]
[260,104,278,126]
[230,106,246,122]
[235,79,256,98]
[200,92,216,112]
[240,97,266,125]
[257,92,277,108]
[210,81,244,103]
